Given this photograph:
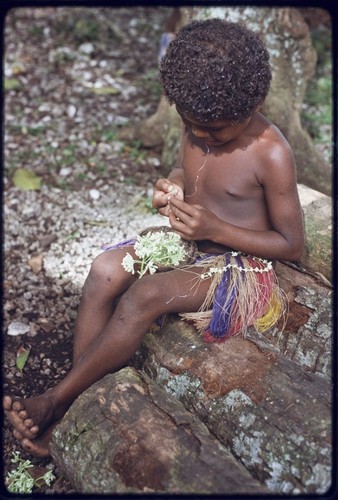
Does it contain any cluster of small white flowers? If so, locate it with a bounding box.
[122,252,136,275]
[6,451,55,493]
[122,230,186,278]
[200,253,273,280]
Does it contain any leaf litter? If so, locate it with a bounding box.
[3,6,172,494]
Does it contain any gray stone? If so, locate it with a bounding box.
[50,368,268,494]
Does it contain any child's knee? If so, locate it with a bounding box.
[119,277,164,316]
[89,252,115,282]
[85,252,126,296]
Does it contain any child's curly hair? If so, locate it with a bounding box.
[160,18,272,123]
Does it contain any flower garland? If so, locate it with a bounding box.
[200,251,273,280]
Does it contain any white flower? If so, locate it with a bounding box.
[146,262,158,275]
[6,451,55,493]
[122,253,136,274]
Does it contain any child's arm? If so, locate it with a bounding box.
[152,169,185,216]
[168,195,303,261]
[152,126,186,217]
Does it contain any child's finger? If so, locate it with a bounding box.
[169,196,194,215]
[169,209,184,227]
[169,202,190,224]
[168,212,193,239]
[158,205,171,217]
[155,178,172,194]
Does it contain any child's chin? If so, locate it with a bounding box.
[204,140,224,147]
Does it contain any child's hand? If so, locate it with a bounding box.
[168,196,220,240]
[152,178,184,216]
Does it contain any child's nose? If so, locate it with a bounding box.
[191,126,210,139]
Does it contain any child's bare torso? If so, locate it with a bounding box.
[181,113,281,253]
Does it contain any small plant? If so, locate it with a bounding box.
[123,140,147,163]
[6,451,55,493]
[102,128,119,142]
[66,229,81,241]
[122,230,187,278]
[144,196,157,214]
[141,69,162,98]
[58,145,77,166]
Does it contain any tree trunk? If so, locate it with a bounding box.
[127,6,331,194]
[50,367,268,494]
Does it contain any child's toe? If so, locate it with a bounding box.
[3,396,13,410]
[21,437,50,458]
[13,429,23,440]
[18,409,28,420]
[23,418,34,428]
[30,424,40,435]
[12,400,24,412]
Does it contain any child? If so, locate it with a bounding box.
[3,18,304,458]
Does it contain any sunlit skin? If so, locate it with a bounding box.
[154,109,304,259]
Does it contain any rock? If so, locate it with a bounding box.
[267,262,332,377]
[50,368,268,494]
[89,189,100,200]
[28,254,43,274]
[7,322,30,336]
[39,234,57,250]
[67,104,77,118]
[78,42,94,54]
[296,184,332,283]
[135,313,331,494]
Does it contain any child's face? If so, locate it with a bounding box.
[177,109,251,147]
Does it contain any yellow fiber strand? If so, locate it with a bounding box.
[254,288,287,333]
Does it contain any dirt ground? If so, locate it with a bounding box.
[3,6,171,494]
[2,5,331,495]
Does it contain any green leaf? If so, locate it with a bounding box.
[16,345,31,372]
[4,78,22,91]
[13,169,42,191]
[90,86,120,95]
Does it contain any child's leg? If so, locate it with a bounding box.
[4,246,137,455]
[4,266,210,455]
[72,247,138,364]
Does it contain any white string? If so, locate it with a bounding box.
[185,143,209,198]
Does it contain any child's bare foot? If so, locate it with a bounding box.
[12,422,60,458]
[3,394,57,441]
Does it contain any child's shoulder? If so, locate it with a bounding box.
[250,113,295,178]
[252,112,293,157]
[254,113,290,144]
